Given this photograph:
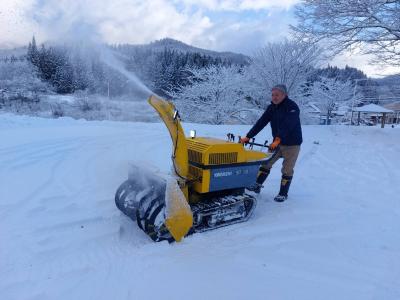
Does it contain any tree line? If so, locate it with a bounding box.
[24,36,234,96]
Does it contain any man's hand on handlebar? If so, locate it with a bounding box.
[239,136,250,144]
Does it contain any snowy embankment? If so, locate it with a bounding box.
[1,113,399,300]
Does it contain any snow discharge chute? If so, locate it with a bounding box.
[115,95,277,242]
[147,95,193,242]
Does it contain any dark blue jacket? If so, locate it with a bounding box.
[246,97,302,146]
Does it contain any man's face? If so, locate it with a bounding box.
[271,89,286,105]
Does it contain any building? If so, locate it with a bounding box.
[352,104,394,128]
[383,102,400,124]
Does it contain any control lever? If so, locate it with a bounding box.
[173,109,180,120]
[249,138,255,149]
[227,133,235,142]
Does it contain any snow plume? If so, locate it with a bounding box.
[98,47,153,97]
[28,3,155,98]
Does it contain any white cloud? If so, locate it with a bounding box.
[1,0,298,49]
[1,0,398,77]
[0,0,44,46]
[2,0,295,53]
[331,51,400,78]
[0,0,214,47]
[177,0,299,11]
[239,0,299,10]
[197,9,295,54]
[27,0,213,46]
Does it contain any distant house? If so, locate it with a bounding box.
[383,102,400,124]
[307,102,321,115]
[301,102,322,124]
[334,105,351,117]
[306,102,350,125]
[352,103,394,128]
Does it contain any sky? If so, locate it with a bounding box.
[0,0,398,77]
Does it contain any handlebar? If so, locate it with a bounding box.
[226,133,270,151]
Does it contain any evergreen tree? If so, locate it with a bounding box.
[27,36,39,66]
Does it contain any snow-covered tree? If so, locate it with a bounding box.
[171,65,260,124]
[249,39,321,108]
[292,0,400,66]
[309,77,354,123]
[0,60,48,93]
[27,36,40,67]
[171,40,326,124]
[311,65,367,83]
[0,59,50,112]
[70,49,91,92]
[116,44,235,97]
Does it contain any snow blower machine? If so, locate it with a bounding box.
[115,95,276,242]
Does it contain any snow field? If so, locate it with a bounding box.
[1,114,399,300]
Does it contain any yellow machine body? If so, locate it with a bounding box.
[187,137,268,194]
[148,95,271,241]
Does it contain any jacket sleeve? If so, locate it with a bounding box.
[246,107,271,138]
[277,101,300,141]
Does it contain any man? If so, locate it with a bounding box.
[240,84,302,202]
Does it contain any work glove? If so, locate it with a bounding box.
[239,136,250,144]
[269,137,281,151]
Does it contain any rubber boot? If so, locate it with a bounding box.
[274,175,292,202]
[247,168,270,194]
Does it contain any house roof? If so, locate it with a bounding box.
[308,102,321,113]
[353,103,394,113]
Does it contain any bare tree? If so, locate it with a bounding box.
[249,39,322,108]
[292,0,400,66]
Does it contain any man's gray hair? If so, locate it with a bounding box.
[272,84,288,94]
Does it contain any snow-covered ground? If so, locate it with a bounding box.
[1,113,399,300]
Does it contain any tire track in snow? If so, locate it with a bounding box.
[13,131,155,282]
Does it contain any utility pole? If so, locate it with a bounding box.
[351,78,368,125]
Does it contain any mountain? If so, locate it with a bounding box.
[375,73,400,84]
[118,38,250,65]
[371,74,400,100]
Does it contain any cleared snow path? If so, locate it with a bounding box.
[1,114,399,300]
